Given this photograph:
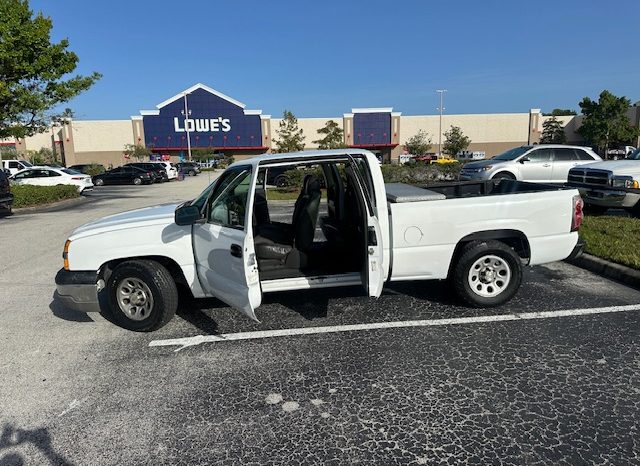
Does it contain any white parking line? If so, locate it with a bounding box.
[149,304,640,351]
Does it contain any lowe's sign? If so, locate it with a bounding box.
[140,83,265,150]
[173,117,231,133]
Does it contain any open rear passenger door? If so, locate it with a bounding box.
[192,166,262,321]
[347,159,386,298]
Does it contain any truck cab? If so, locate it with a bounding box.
[2,159,33,175]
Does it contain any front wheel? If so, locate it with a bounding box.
[94,178,104,186]
[106,260,178,331]
[452,240,523,307]
[189,170,196,176]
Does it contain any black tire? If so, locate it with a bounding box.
[492,172,516,181]
[452,240,523,307]
[133,177,142,185]
[584,204,608,216]
[189,170,196,176]
[95,178,104,186]
[106,260,178,331]
[274,175,286,187]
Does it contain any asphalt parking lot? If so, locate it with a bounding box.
[2,176,640,465]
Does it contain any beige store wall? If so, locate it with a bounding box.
[400,113,531,157]
[72,120,134,153]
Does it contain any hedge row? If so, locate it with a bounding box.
[11,184,80,208]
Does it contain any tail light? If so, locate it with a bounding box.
[571,195,583,232]
[71,177,84,180]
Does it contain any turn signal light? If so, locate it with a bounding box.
[63,240,71,270]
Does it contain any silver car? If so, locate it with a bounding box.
[459,145,602,183]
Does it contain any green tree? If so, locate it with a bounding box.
[191,148,217,162]
[0,0,101,139]
[543,108,577,116]
[123,144,151,162]
[313,119,346,149]
[442,126,471,156]
[578,90,640,154]
[403,129,432,156]
[540,117,567,144]
[274,110,305,153]
[27,146,55,165]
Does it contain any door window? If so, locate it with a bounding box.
[526,149,552,162]
[44,170,61,177]
[553,148,578,161]
[14,170,34,179]
[575,149,596,161]
[9,162,20,169]
[207,167,252,229]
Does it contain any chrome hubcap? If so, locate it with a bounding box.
[468,255,511,298]
[116,277,154,321]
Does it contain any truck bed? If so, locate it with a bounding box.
[385,180,568,203]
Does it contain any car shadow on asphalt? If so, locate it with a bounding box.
[49,292,94,323]
[0,423,77,466]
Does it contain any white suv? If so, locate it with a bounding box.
[460,145,601,183]
[151,161,177,180]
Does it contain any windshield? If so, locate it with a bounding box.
[492,146,531,161]
[62,168,82,175]
[20,160,33,167]
[627,148,640,160]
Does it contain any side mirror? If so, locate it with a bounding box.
[519,156,530,164]
[175,204,202,226]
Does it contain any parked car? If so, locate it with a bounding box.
[176,162,201,176]
[151,161,178,180]
[459,144,602,183]
[68,164,106,175]
[1,159,33,175]
[55,149,584,331]
[10,166,94,193]
[125,163,166,182]
[568,147,640,215]
[93,166,154,186]
[0,168,13,214]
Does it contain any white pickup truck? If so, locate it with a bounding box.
[56,149,585,331]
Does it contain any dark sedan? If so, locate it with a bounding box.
[126,163,167,182]
[176,162,201,176]
[92,166,153,186]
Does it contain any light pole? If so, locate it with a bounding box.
[436,89,447,158]
[181,92,192,161]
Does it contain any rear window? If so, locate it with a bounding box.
[575,149,596,161]
[553,148,578,161]
[62,168,82,175]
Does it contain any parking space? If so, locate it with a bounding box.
[2,175,640,464]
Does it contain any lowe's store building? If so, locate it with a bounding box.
[6,83,628,167]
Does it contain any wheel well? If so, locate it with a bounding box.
[100,256,191,291]
[492,171,516,180]
[448,230,530,277]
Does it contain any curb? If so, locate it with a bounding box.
[12,196,90,214]
[568,253,640,290]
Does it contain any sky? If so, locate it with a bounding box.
[29,0,640,120]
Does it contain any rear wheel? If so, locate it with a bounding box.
[133,177,142,185]
[106,260,178,331]
[452,240,522,307]
[95,178,104,186]
[492,172,516,181]
[189,170,196,176]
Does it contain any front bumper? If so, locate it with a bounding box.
[55,268,102,312]
[575,186,640,208]
[459,171,489,181]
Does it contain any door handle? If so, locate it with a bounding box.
[230,244,243,258]
[542,164,551,167]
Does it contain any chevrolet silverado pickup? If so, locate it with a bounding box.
[56,149,584,331]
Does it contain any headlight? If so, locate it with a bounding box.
[611,177,639,189]
[480,165,493,171]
